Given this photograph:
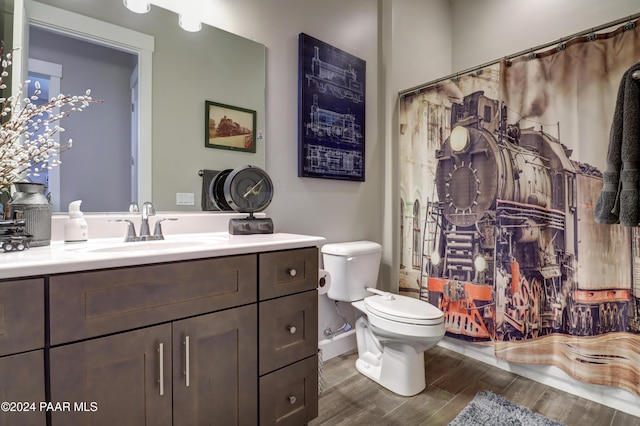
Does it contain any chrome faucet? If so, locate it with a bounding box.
[139,201,156,240]
[112,201,178,242]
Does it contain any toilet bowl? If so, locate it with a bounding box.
[321,241,445,396]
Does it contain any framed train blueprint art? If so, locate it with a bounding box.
[298,33,366,181]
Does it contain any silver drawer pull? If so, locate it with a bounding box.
[184,335,190,387]
[158,343,164,396]
[287,325,297,334]
[288,395,297,405]
[288,268,297,277]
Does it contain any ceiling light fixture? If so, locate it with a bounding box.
[179,13,202,32]
[123,0,150,14]
[178,13,202,33]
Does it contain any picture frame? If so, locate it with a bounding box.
[297,33,366,181]
[205,101,257,153]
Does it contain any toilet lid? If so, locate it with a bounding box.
[364,294,444,326]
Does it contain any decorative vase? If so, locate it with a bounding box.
[7,182,52,247]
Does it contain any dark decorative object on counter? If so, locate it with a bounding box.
[6,182,51,246]
[223,165,274,235]
[0,218,32,252]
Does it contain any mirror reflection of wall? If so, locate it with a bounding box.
[25,0,266,213]
[29,27,136,212]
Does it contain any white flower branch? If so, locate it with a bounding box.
[0,41,102,190]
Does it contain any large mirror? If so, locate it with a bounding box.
[9,0,265,212]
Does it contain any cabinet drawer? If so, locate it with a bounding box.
[50,254,257,345]
[0,278,44,356]
[259,247,318,300]
[260,355,318,426]
[259,291,317,375]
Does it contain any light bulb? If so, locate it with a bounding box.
[179,14,202,32]
[123,0,150,14]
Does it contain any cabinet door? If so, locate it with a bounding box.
[172,304,257,426]
[0,278,44,356]
[0,350,45,426]
[50,324,172,426]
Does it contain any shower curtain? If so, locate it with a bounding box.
[398,18,640,397]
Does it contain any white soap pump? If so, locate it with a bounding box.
[64,200,88,242]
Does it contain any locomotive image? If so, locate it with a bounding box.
[305,45,364,104]
[0,219,32,252]
[423,91,635,341]
[306,95,363,145]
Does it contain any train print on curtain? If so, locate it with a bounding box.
[399,18,640,397]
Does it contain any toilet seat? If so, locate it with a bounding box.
[364,294,443,326]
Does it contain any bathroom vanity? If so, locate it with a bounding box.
[0,229,324,425]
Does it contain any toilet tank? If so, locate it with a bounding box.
[321,241,383,302]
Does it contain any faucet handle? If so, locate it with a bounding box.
[128,202,139,213]
[109,219,138,242]
[153,218,178,240]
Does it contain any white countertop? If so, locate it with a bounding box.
[0,232,326,279]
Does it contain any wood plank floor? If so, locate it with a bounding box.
[310,346,640,426]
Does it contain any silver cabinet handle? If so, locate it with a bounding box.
[288,268,297,277]
[288,395,296,405]
[287,325,297,334]
[184,335,190,387]
[158,343,164,396]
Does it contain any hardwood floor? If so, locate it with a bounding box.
[310,346,640,426]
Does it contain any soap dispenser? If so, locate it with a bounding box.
[64,200,88,242]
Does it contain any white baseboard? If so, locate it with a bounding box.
[438,337,640,418]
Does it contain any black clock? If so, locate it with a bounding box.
[223,165,274,234]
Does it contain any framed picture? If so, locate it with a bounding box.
[205,101,256,153]
[297,33,366,181]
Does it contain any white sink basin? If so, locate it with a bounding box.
[87,240,212,253]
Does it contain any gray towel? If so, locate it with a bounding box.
[619,64,640,226]
[595,63,640,226]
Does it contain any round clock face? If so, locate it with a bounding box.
[223,165,274,213]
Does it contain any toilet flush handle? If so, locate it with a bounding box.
[366,287,395,300]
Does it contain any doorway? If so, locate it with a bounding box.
[28,25,138,212]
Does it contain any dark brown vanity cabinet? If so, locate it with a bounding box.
[0,278,46,426]
[43,246,319,426]
[48,254,259,425]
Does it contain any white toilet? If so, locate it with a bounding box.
[321,241,445,397]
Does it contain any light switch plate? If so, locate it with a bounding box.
[176,192,195,206]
